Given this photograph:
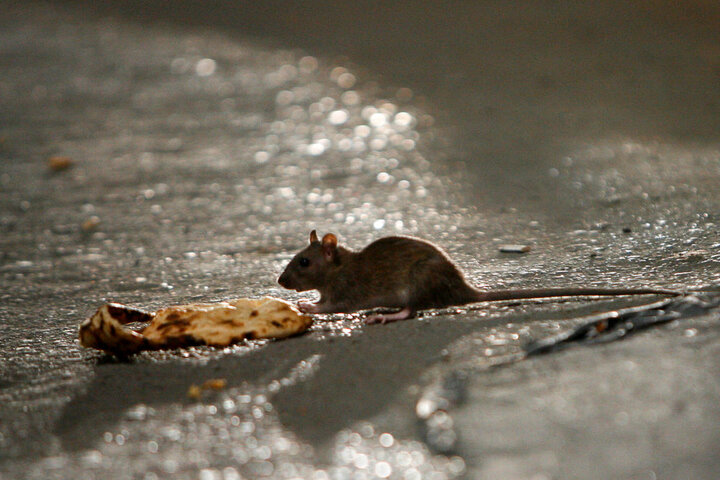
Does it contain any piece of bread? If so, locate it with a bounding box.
[79,297,312,356]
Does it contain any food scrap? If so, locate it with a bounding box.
[79,297,312,356]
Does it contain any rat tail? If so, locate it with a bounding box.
[473,287,681,303]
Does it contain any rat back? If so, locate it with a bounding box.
[333,236,480,311]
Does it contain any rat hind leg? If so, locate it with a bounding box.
[409,257,478,310]
[365,306,416,325]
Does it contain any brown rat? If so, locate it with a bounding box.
[277,230,680,324]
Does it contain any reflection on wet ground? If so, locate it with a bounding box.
[2,1,720,479]
[39,355,465,479]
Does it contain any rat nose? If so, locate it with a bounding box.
[277,273,289,288]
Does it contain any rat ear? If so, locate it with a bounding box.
[322,233,337,248]
[321,233,337,261]
[309,230,319,244]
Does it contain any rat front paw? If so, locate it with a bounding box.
[297,301,320,314]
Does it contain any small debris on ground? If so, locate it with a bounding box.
[202,378,227,390]
[81,216,101,232]
[499,244,531,253]
[188,378,228,399]
[187,384,202,399]
[48,156,74,171]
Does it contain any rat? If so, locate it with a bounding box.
[277,230,680,324]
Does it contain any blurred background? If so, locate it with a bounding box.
[57,0,720,215]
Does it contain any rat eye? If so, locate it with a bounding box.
[299,257,310,267]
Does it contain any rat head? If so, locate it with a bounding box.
[278,230,339,292]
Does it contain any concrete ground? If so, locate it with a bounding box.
[1,1,719,479]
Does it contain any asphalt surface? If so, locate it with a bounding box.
[1,2,720,479]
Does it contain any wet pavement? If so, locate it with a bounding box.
[1,1,720,479]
